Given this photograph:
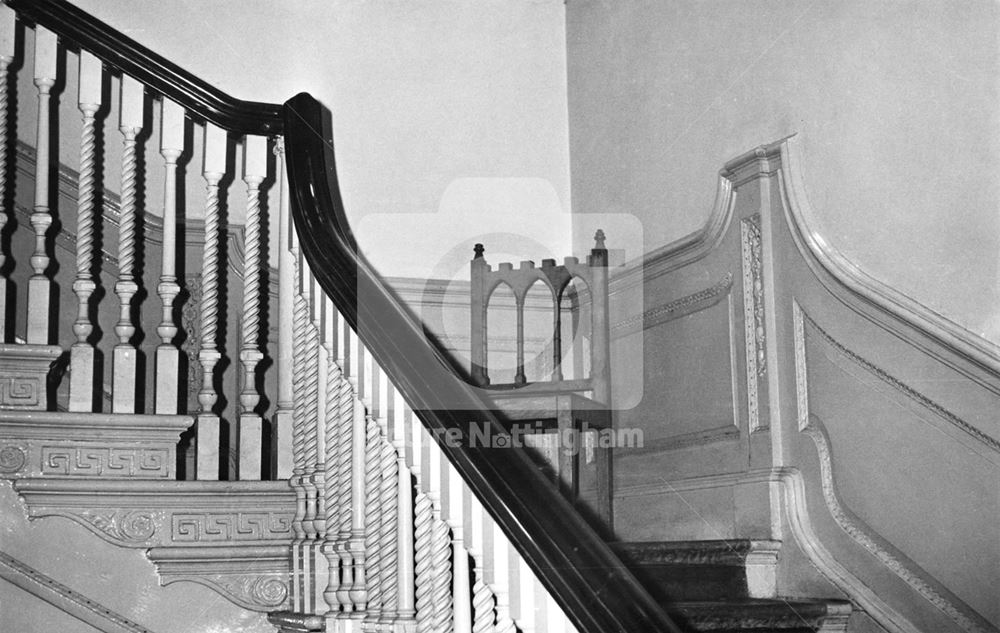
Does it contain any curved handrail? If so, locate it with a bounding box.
[282,92,680,633]
[8,0,282,135]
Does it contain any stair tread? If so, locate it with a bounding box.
[611,539,780,566]
[662,598,852,631]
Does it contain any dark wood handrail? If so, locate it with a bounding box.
[7,1,680,626]
[282,92,680,633]
[7,0,282,136]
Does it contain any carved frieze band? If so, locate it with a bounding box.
[792,301,989,633]
[0,444,174,479]
[612,273,733,337]
[172,512,293,542]
[741,215,768,432]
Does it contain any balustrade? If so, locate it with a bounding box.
[0,3,667,632]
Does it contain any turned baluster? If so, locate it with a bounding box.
[26,27,58,344]
[332,312,356,613]
[392,387,416,628]
[0,7,14,341]
[447,465,473,633]
[154,99,184,414]
[488,514,518,633]
[362,345,384,623]
[68,52,103,411]
[195,123,227,479]
[426,437,454,633]
[299,263,320,613]
[238,134,268,479]
[347,328,369,614]
[274,138,294,479]
[311,282,331,612]
[112,75,146,413]
[321,297,344,617]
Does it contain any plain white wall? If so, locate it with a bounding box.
[567,0,1000,342]
[69,0,573,278]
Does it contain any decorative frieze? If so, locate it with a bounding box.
[172,512,294,542]
[0,343,62,410]
[0,411,191,480]
[741,215,768,432]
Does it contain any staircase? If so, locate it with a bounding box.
[0,2,997,633]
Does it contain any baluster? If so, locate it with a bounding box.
[0,7,14,341]
[489,514,518,633]
[363,345,383,624]
[238,134,267,479]
[290,231,308,610]
[377,372,399,627]
[392,387,416,628]
[309,271,329,612]
[333,314,356,612]
[427,438,454,633]
[321,297,344,617]
[468,495,496,633]
[448,466,472,633]
[411,417,436,633]
[154,98,184,414]
[300,264,320,612]
[112,75,146,413]
[515,554,536,633]
[68,51,103,411]
[27,27,58,344]
[347,329,368,614]
[195,123,227,479]
[274,138,294,478]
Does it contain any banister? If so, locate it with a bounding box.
[6,0,282,136]
[281,92,680,633]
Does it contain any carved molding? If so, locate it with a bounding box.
[611,273,733,337]
[13,479,295,548]
[669,600,850,632]
[0,411,191,480]
[740,215,767,432]
[792,302,991,633]
[149,544,291,612]
[0,550,157,633]
[0,344,62,410]
[612,539,779,566]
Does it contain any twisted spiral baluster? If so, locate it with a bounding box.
[378,426,399,617]
[413,491,436,633]
[363,408,383,619]
[430,517,455,633]
[68,51,102,412]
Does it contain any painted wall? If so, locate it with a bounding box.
[69,0,572,278]
[566,0,1000,342]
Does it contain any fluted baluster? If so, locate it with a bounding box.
[112,75,146,413]
[0,7,14,341]
[447,465,472,633]
[274,138,294,479]
[68,51,103,411]
[154,98,184,414]
[195,123,227,480]
[238,134,268,479]
[26,27,58,344]
[392,387,416,629]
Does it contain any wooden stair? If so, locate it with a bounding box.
[612,541,851,632]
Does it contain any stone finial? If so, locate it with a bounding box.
[473,243,484,259]
[594,229,606,250]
